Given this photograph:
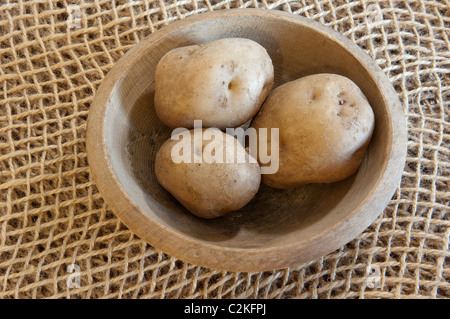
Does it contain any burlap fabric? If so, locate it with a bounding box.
[0,0,448,299]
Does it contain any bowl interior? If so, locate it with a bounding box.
[103,14,391,252]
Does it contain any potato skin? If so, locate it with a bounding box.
[154,38,274,129]
[251,73,375,188]
[155,129,261,218]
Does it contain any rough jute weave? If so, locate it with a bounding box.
[0,0,449,299]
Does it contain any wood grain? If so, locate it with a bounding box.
[86,9,407,271]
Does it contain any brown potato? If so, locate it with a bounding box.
[155,129,261,218]
[154,38,274,129]
[250,73,375,188]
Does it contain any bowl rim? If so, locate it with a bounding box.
[86,8,407,272]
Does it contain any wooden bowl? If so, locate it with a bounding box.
[86,9,406,272]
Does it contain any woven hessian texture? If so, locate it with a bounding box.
[0,0,449,299]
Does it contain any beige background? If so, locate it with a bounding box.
[0,0,449,298]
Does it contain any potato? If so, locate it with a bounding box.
[154,38,274,129]
[250,73,375,188]
[155,128,261,218]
